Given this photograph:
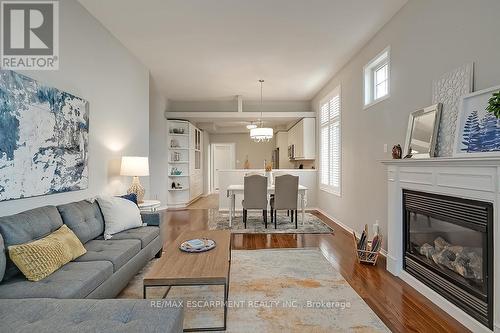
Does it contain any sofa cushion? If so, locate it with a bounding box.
[0,261,112,299]
[0,206,63,280]
[141,211,161,226]
[98,226,159,249]
[75,239,141,272]
[97,196,143,240]
[0,234,5,282]
[57,200,104,244]
[0,299,184,333]
[8,225,87,282]
[119,193,138,205]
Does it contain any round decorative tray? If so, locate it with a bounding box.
[180,238,216,253]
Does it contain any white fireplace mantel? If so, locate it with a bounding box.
[382,157,500,333]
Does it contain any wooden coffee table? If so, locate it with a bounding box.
[143,230,231,332]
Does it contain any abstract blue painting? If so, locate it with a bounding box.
[0,70,89,201]
[455,85,500,157]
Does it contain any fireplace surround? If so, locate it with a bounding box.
[383,157,500,333]
[403,189,493,328]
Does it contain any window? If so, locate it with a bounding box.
[319,86,341,195]
[364,46,390,108]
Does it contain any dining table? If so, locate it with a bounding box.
[226,184,308,227]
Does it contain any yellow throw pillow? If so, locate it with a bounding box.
[8,225,87,282]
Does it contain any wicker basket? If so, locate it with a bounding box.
[352,231,382,265]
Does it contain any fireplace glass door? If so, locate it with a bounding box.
[407,212,485,295]
[403,189,493,329]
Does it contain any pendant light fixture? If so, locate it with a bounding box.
[250,80,273,142]
[246,122,257,130]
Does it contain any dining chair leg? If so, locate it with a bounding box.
[270,208,273,225]
[243,209,247,228]
[295,210,298,229]
[291,209,294,223]
[274,210,277,229]
[287,210,290,216]
[263,210,268,229]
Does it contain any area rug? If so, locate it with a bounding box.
[119,249,389,332]
[207,209,333,234]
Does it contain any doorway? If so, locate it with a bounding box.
[210,143,235,192]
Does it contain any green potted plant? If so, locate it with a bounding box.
[486,90,500,118]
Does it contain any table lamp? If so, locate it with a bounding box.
[120,156,149,203]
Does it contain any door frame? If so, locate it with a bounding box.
[210,143,236,193]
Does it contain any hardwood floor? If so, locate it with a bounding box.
[159,208,470,333]
[186,194,219,209]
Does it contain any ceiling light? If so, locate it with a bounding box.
[250,127,273,142]
[250,80,273,142]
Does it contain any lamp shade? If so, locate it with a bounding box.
[250,127,273,142]
[120,156,149,176]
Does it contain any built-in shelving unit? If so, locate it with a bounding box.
[166,119,203,208]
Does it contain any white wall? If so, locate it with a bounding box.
[312,0,500,248]
[0,0,150,216]
[209,133,275,169]
[149,76,168,205]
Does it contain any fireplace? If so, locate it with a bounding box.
[403,189,493,329]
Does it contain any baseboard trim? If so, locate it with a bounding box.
[315,208,353,234]
[315,208,387,258]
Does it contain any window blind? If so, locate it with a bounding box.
[319,87,341,194]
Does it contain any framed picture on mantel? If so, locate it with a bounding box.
[454,85,500,157]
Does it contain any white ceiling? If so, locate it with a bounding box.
[79,0,407,101]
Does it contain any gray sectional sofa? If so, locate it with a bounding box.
[0,299,184,333]
[0,200,184,333]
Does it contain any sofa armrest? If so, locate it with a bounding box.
[140,211,162,226]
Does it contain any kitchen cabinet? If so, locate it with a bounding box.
[275,131,292,169]
[287,118,315,160]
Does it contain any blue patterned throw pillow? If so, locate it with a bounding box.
[119,193,138,205]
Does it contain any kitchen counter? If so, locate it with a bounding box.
[217,169,317,211]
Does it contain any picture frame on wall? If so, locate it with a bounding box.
[454,85,500,157]
[0,70,89,202]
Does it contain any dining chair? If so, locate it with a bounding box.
[270,174,299,229]
[245,171,265,177]
[242,174,268,228]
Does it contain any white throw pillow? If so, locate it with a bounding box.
[96,195,143,240]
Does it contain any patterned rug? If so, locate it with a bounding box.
[207,209,333,234]
[119,249,389,332]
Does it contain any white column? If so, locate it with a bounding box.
[386,165,402,276]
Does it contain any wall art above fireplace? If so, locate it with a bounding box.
[455,85,500,157]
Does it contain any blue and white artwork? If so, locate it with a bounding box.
[455,85,500,157]
[0,70,89,201]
